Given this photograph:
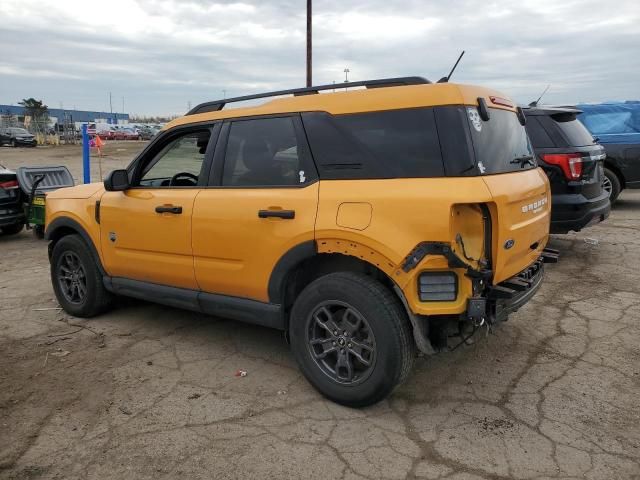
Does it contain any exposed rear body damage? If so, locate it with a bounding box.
[44,77,555,406]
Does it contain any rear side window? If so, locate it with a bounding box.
[549,112,595,147]
[302,108,444,179]
[222,117,311,187]
[467,107,535,174]
[525,116,555,148]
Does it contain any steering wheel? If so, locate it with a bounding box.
[169,172,199,186]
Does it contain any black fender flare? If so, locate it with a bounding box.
[45,217,106,276]
[267,240,317,304]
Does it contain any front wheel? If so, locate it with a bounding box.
[51,234,114,317]
[290,272,414,407]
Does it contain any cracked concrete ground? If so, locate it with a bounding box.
[1,144,639,479]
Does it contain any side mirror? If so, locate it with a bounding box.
[104,169,130,191]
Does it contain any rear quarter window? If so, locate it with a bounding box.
[302,108,444,179]
[525,116,555,148]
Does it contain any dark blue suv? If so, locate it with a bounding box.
[577,102,640,204]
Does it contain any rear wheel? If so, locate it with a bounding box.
[290,272,414,407]
[51,235,114,317]
[1,223,24,235]
[603,167,622,204]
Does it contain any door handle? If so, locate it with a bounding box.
[155,205,183,214]
[258,209,295,219]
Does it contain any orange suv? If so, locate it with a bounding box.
[45,77,557,406]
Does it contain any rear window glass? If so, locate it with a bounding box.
[550,113,595,147]
[302,108,444,179]
[467,107,535,174]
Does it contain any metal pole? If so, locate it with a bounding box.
[82,124,90,184]
[306,0,312,87]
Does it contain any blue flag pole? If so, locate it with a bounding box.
[82,124,90,184]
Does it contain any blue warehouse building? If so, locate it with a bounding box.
[0,104,129,124]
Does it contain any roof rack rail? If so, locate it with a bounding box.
[186,76,430,115]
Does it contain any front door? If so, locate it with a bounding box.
[192,115,319,302]
[100,126,215,289]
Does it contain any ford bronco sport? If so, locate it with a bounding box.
[45,77,557,406]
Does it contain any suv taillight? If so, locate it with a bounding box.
[541,153,583,180]
[0,180,19,189]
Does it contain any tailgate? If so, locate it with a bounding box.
[482,169,551,284]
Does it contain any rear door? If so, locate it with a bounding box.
[464,105,551,283]
[192,115,319,303]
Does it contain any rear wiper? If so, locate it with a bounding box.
[510,155,536,167]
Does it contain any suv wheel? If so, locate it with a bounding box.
[290,272,414,407]
[603,167,621,204]
[1,223,24,235]
[51,235,114,317]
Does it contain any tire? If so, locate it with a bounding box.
[290,272,414,407]
[10,139,16,147]
[603,167,622,205]
[50,234,114,317]
[1,223,24,235]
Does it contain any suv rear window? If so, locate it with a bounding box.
[549,112,595,147]
[466,107,535,174]
[302,108,444,179]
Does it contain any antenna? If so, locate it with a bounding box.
[437,50,465,83]
[529,85,550,107]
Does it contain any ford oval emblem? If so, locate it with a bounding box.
[504,239,515,250]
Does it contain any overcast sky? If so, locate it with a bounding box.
[1,0,638,116]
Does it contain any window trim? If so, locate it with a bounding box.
[207,113,319,189]
[126,122,220,190]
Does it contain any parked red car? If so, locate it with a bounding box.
[113,128,140,140]
[97,128,116,140]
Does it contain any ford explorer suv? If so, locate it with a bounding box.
[523,106,609,233]
[45,77,557,407]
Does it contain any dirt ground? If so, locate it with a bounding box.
[1,143,639,480]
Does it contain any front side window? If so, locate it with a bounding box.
[138,129,211,187]
[222,117,307,187]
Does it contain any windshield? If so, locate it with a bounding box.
[467,107,535,174]
[10,128,29,135]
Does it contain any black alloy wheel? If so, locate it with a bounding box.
[57,251,87,304]
[307,300,376,385]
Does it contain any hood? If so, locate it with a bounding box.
[46,182,104,199]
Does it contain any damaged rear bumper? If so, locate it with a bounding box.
[483,247,558,322]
